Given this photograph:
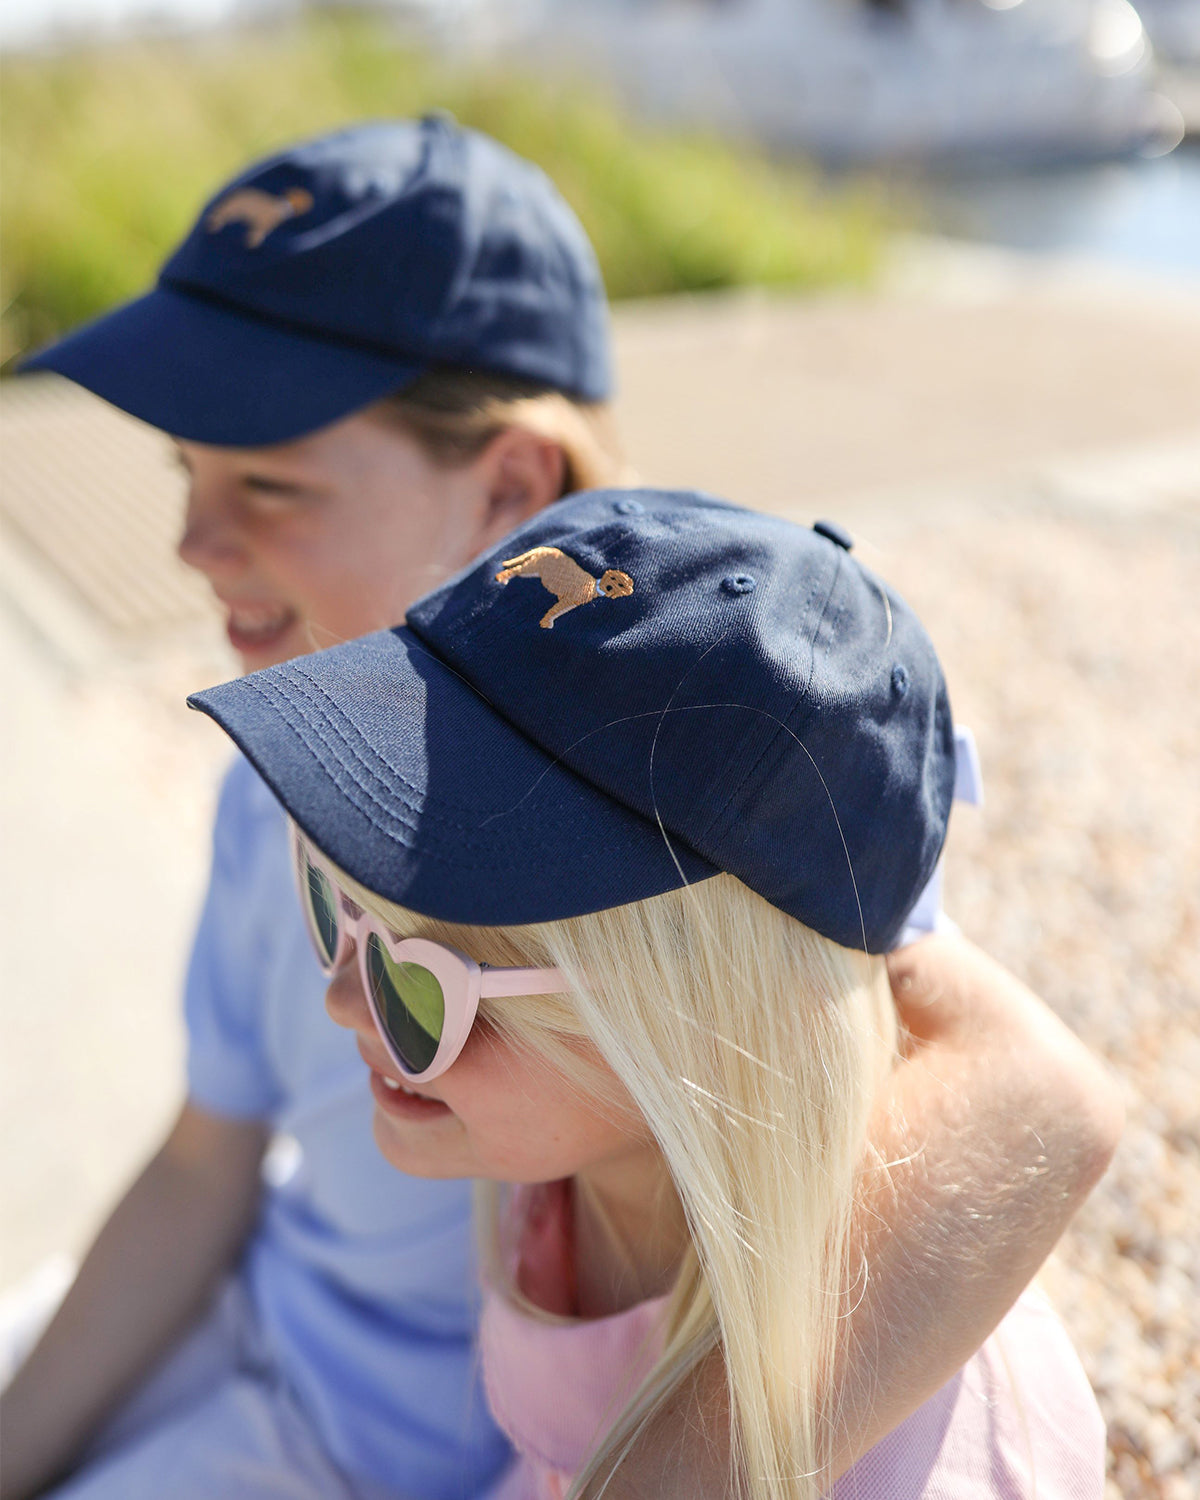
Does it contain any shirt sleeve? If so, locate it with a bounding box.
[184,755,285,1120]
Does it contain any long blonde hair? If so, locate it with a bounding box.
[366,365,629,495]
[333,864,896,1500]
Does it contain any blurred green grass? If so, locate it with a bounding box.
[0,13,889,368]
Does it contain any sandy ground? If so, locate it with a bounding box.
[1,241,1197,1495]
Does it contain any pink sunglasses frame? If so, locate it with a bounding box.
[289,826,571,1082]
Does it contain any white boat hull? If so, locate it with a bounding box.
[465,0,1176,165]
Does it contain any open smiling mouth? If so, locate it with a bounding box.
[225,603,298,651]
[370,1069,453,1119]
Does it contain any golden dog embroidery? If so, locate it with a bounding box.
[495,547,634,630]
[206,187,315,248]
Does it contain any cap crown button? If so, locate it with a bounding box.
[813,519,854,552]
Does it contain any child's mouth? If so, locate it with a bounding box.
[370,1069,453,1120]
[226,603,297,657]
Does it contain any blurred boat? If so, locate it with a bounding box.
[459,0,1180,165]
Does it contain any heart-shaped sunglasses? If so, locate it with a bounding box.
[291,827,571,1082]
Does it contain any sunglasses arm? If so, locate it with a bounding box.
[477,966,571,999]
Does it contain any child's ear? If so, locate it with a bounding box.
[477,427,566,546]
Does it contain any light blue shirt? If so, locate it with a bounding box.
[184,755,511,1498]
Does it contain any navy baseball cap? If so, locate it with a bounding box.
[188,490,956,952]
[21,116,611,446]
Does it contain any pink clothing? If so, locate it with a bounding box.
[482,1280,668,1497]
[481,1186,1105,1500]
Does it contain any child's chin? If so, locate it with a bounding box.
[371,1112,471,1180]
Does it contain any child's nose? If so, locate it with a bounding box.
[177,482,247,580]
[324,945,372,1034]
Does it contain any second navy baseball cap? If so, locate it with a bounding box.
[189,490,957,953]
[22,116,612,446]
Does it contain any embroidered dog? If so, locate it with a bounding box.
[206,187,315,248]
[495,547,634,630]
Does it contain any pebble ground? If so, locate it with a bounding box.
[881,509,1200,1500]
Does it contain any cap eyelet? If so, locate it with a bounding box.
[721,574,757,596]
[613,498,645,516]
[892,664,910,697]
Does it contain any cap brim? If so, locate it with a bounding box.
[20,286,424,446]
[189,627,718,925]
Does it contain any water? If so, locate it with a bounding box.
[917,141,1200,277]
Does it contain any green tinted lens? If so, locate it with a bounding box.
[365,936,445,1075]
[304,860,340,966]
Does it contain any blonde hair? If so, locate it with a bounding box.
[333,863,896,1500]
[366,366,629,496]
